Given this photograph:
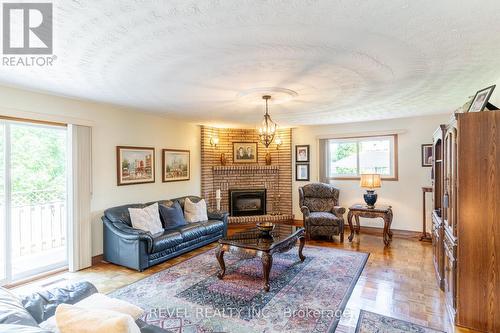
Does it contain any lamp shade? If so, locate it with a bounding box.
[360,174,381,189]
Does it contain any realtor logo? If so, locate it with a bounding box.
[2,3,53,54]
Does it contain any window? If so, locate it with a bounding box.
[323,135,398,180]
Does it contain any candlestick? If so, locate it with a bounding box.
[215,189,221,211]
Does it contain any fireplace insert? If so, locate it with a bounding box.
[229,189,266,216]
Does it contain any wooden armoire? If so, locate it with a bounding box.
[432,111,499,332]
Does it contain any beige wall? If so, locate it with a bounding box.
[292,114,450,232]
[0,83,461,250]
[0,85,201,256]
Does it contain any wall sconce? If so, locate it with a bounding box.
[210,136,219,147]
[275,136,282,149]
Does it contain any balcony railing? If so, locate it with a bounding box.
[10,189,66,259]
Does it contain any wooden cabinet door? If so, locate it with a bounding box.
[431,213,444,289]
[456,111,499,331]
[443,231,457,320]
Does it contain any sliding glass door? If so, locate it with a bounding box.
[0,123,5,285]
[1,120,68,284]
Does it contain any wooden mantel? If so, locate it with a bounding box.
[213,165,280,175]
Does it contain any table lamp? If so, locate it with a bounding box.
[360,174,381,208]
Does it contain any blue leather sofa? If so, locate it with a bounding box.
[102,196,228,271]
[0,281,169,332]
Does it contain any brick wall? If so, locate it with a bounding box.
[201,126,293,222]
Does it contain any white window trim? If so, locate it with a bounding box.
[325,134,398,181]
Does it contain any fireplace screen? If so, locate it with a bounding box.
[229,189,266,216]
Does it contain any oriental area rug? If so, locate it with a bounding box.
[355,310,445,333]
[110,246,369,333]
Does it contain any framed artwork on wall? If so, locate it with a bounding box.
[295,145,310,162]
[421,144,433,167]
[467,85,496,112]
[233,142,258,163]
[116,146,155,186]
[296,163,310,181]
[162,149,190,182]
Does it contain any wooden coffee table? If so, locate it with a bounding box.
[216,226,305,292]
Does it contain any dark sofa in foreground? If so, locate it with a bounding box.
[102,196,228,271]
[0,281,169,333]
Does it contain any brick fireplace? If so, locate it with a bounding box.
[201,126,293,224]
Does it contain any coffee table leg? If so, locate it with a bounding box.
[347,210,355,242]
[298,236,306,262]
[262,253,273,292]
[216,245,225,279]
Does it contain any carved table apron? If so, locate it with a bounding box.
[216,228,305,292]
[347,205,393,246]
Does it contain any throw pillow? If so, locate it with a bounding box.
[128,203,163,235]
[74,293,144,320]
[159,202,187,229]
[55,304,140,333]
[183,198,208,223]
[40,294,144,333]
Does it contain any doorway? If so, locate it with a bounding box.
[0,119,68,284]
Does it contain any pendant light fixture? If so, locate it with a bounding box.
[257,95,277,148]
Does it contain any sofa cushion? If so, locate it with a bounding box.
[178,223,207,241]
[201,220,224,235]
[105,204,146,227]
[306,212,340,226]
[129,203,164,235]
[55,304,141,333]
[183,198,208,223]
[151,230,183,253]
[303,197,333,212]
[159,202,186,230]
[0,287,38,326]
[21,281,98,324]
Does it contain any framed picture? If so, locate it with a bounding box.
[233,142,258,163]
[467,85,496,112]
[296,163,310,181]
[162,149,190,182]
[116,146,155,186]
[296,145,310,162]
[421,144,433,167]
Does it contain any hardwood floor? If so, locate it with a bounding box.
[13,228,476,333]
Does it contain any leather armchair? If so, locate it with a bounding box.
[299,183,345,241]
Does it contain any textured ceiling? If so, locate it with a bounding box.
[2,0,500,126]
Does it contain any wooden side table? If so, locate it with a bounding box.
[347,204,393,246]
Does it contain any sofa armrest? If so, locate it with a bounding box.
[300,206,311,218]
[207,211,229,221]
[21,281,98,324]
[207,211,229,237]
[102,217,154,253]
[332,206,346,218]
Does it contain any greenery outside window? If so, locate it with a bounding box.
[325,134,398,180]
